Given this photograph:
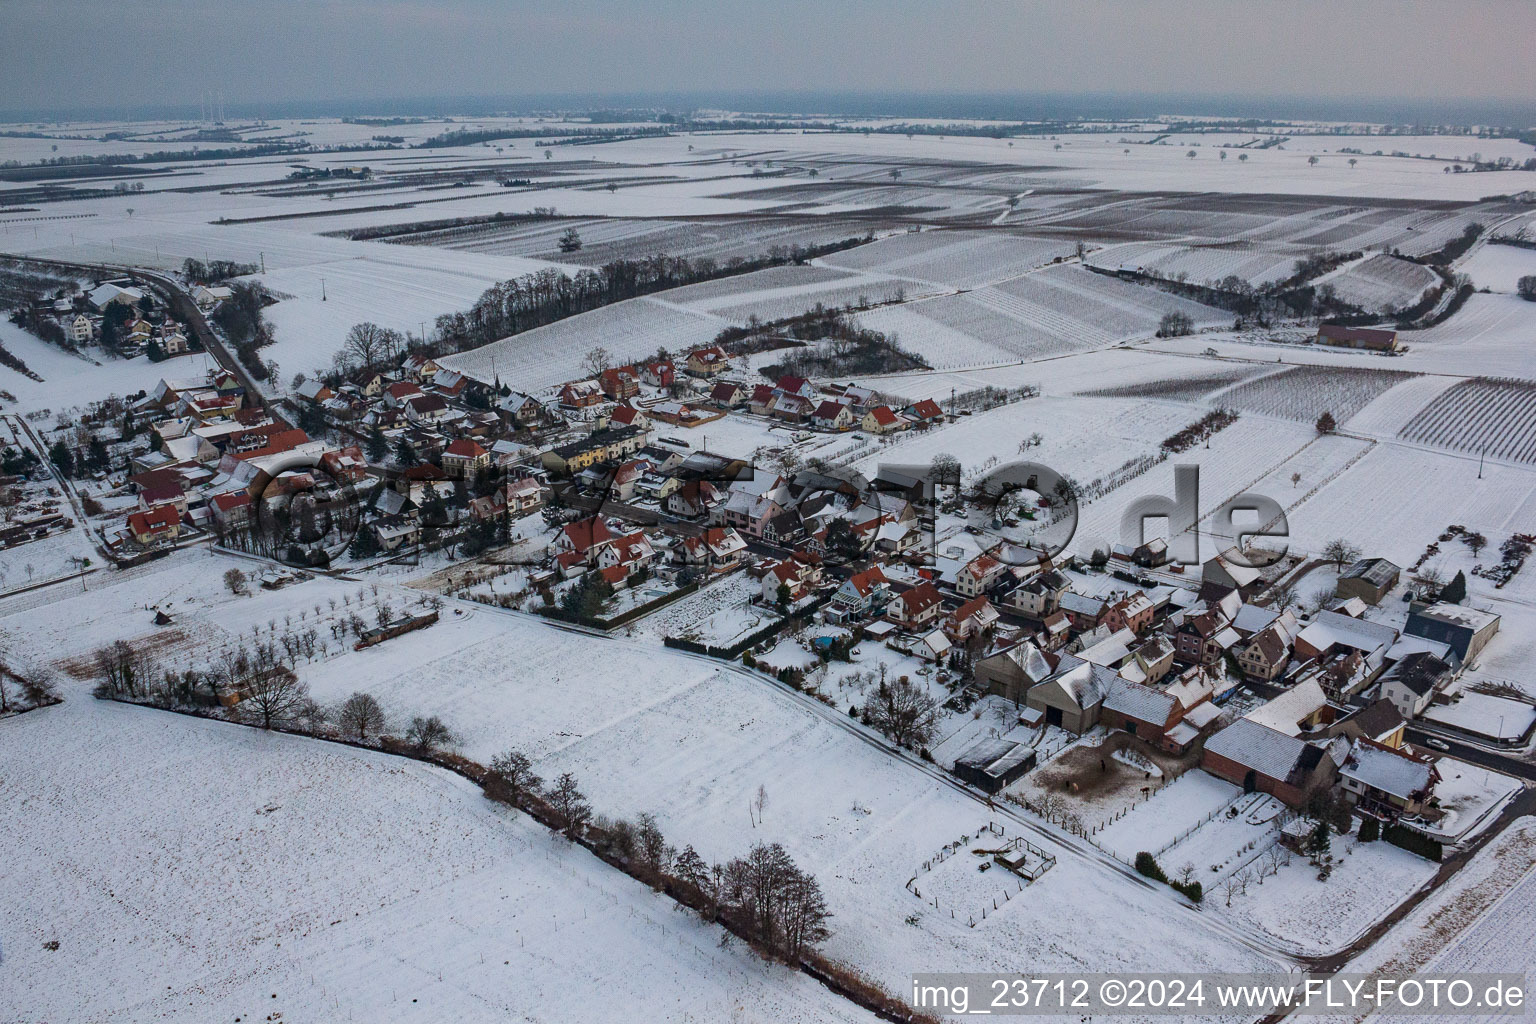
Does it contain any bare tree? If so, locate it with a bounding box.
[581,345,612,378]
[337,691,386,741]
[1177,860,1197,886]
[860,677,940,749]
[487,749,542,802]
[237,664,311,730]
[223,568,247,595]
[343,322,391,368]
[405,715,455,754]
[548,771,592,837]
[1221,874,1240,907]
[1323,538,1361,572]
[753,783,769,824]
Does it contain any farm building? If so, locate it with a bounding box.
[1201,718,1346,807]
[1025,655,1118,733]
[952,737,1037,794]
[1335,557,1401,605]
[1404,602,1500,662]
[976,641,1055,704]
[1315,324,1400,352]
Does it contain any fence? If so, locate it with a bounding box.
[905,820,1056,928]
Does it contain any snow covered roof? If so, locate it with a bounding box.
[1043,656,1119,710]
[1103,679,1176,725]
[1183,700,1224,729]
[998,641,1052,684]
[1296,610,1398,656]
[1231,603,1279,636]
[1340,742,1432,800]
[1078,627,1135,667]
[1205,719,1305,780]
[1341,557,1401,589]
[1411,603,1500,632]
[1243,678,1328,736]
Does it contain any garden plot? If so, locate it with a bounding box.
[0,698,874,1024]
[1242,433,1376,514]
[1316,253,1439,312]
[1084,241,1299,288]
[1209,364,1418,423]
[1399,377,1536,464]
[439,297,728,391]
[1156,793,1288,882]
[1094,772,1242,863]
[819,230,1077,289]
[1218,833,1438,956]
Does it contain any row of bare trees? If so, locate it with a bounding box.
[485,749,831,961]
[0,659,59,715]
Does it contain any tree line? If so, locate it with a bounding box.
[426,238,873,359]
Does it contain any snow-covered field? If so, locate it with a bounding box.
[0,696,875,1024]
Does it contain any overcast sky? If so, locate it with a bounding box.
[4,0,1533,115]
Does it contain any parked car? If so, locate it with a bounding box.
[1424,738,1450,752]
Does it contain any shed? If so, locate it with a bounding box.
[952,737,1038,794]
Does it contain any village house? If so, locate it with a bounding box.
[1378,651,1456,719]
[127,504,181,546]
[811,400,854,431]
[1060,591,1108,632]
[1239,622,1294,681]
[641,359,675,388]
[1101,591,1155,635]
[440,438,491,480]
[400,352,441,381]
[191,284,232,310]
[824,565,892,623]
[1337,740,1439,818]
[1404,602,1500,663]
[975,641,1055,704]
[61,312,96,344]
[430,370,469,400]
[1026,654,1119,733]
[559,379,605,409]
[762,557,821,604]
[599,365,642,400]
[295,379,334,404]
[945,595,999,642]
[1003,568,1071,619]
[664,478,725,520]
[320,446,369,485]
[541,425,648,476]
[685,346,729,377]
[405,394,451,424]
[675,527,748,573]
[710,381,747,408]
[903,398,945,426]
[955,553,1007,598]
[886,580,943,631]
[860,405,905,435]
[1201,718,1346,807]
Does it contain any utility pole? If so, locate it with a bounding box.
[260,252,266,274]
[321,277,327,301]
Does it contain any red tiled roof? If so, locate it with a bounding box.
[443,438,488,459]
[866,405,898,426]
[128,504,179,535]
